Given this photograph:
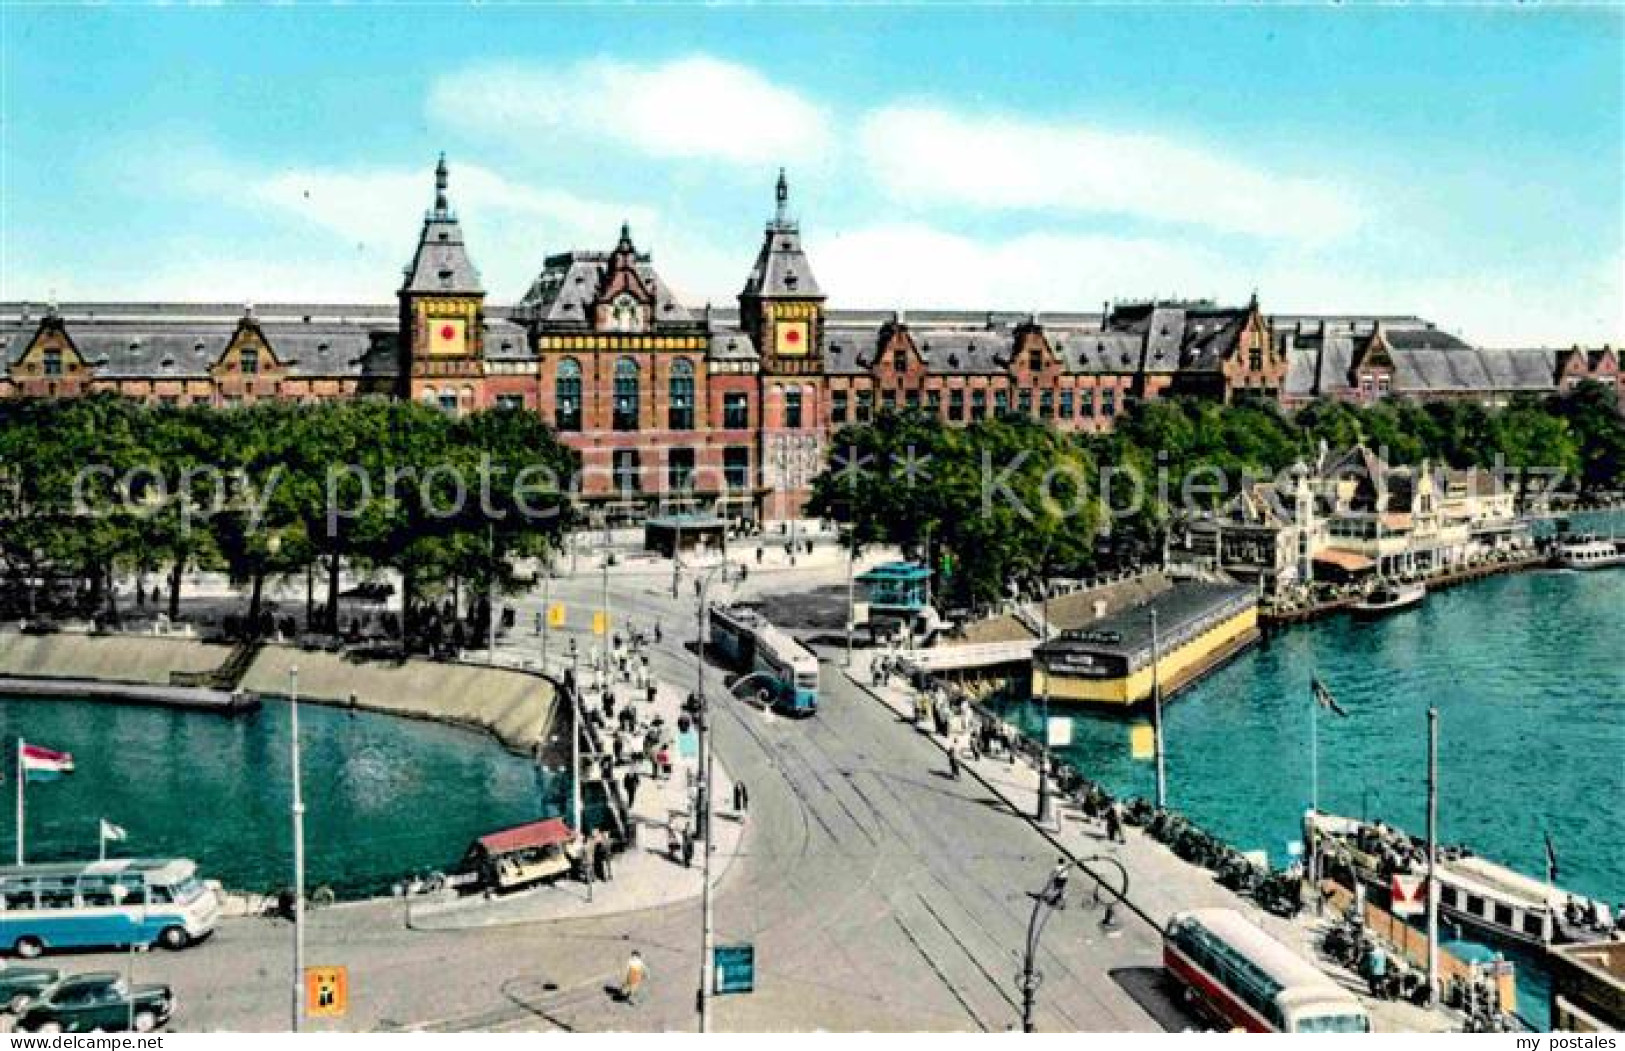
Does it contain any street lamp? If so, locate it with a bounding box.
[694,560,742,1034]
[288,665,306,1033]
[1018,860,1071,1033]
[1016,854,1130,1034]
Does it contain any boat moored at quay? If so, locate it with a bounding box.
[1550,536,1625,570]
[1306,812,1621,951]
[1351,582,1428,619]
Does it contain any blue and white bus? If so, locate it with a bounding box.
[0,859,221,958]
[709,604,820,715]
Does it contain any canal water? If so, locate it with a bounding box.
[0,698,571,897]
[998,535,1624,1026]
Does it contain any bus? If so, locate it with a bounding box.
[709,604,820,715]
[0,859,221,958]
[1164,908,1371,1033]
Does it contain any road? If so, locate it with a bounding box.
[46,559,1197,1032]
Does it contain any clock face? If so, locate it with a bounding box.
[429,317,467,357]
[776,320,810,357]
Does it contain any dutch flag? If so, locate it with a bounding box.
[20,741,75,782]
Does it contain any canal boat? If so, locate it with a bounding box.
[1306,813,1619,950]
[1551,536,1625,570]
[1350,582,1426,619]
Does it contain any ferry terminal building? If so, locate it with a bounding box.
[3,157,1619,524]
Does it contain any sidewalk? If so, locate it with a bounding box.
[410,671,742,931]
[842,646,1456,1034]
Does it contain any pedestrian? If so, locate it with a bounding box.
[733,780,750,813]
[623,769,640,808]
[1104,801,1125,844]
[681,829,695,869]
[646,682,657,706]
[947,743,961,780]
[613,734,626,765]
[653,623,662,644]
[756,546,764,565]
[619,950,648,1005]
[598,830,615,881]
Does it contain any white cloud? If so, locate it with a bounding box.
[859,106,1363,243]
[815,224,1234,311]
[163,158,662,300]
[429,56,833,168]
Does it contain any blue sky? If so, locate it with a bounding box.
[2,5,1620,346]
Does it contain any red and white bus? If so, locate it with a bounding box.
[1164,908,1372,1033]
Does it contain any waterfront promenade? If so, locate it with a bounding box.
[842,646,1458,1034]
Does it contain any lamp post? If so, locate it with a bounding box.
[1035,558,1054,827]
[844,530,856,668]
[694,561,741,1034]
[1018,861,1071,1033]
[1150,608,1167,810]
[288,665,306,1033]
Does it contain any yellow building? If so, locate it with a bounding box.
[1032,583,1259,708]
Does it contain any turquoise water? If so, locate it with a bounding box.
[1000,543,1623,1027]
[1004,567,1623,899]
[0,698,568,896]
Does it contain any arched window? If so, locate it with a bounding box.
[555,358,582,431]
[613,357,640,431]
[668,358,695,430]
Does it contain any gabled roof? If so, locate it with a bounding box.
[400,156,484,297]
[516,250,693,328]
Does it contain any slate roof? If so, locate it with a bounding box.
[707,329,760,363]
[2,315,400,380]
[515,250,694,328]
[400,157,484,296]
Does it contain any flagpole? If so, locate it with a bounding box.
[15,738,24,866]
[1310,680,1320,905]
[1426,706,1439,1009]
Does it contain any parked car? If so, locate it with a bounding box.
[13,973,173,1033]
[0,964,60,1014]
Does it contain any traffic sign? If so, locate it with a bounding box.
[1391,874,1426,917]
[713,944,755,995]
[305,966,347,1018]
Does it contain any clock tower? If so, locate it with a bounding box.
[399,154,486,404]
[740,170,824,377]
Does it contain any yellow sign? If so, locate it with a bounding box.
[428,317,467,357]
[547,603,566,627]
[1130,723,1157,760]
[775,320,810,357]
[591,610,609,636]
[305,966,348,1018]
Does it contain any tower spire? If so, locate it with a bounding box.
[434,153,449,217]
[775,168,788,226]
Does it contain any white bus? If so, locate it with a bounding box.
[0,859,221,958]
[1164,908,1372,1033]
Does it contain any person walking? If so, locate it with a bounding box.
[599,831,615,881]
[733,779,750,814]
[681,828,696,869]
[623,769,640,809]
[1104,801,1126,844]
[947,742,961,780]
[619,950,648,1006]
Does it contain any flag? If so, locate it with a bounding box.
[1312,677,1349,718]
[20,741,74,781]
[100,819,128,843]
[1545,832,1559,883]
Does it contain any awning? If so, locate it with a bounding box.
[475,817,574,856]
[1314,549,1376,572]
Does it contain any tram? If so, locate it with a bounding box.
[1164,908,1372,1033]
[708,604,820,715]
